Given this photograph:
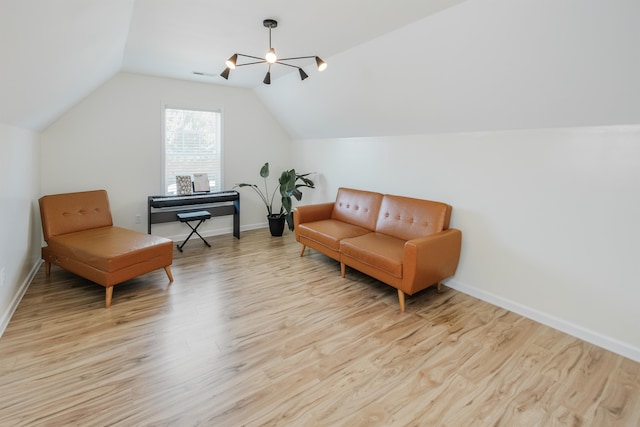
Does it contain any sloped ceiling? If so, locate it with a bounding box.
[258,0,640,138]
[1,0,639,137]
[0,0,465,132]
[0,0,134,131]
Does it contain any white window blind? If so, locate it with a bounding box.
[164,107,222,194]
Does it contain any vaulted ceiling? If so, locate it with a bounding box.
[2,0,639,138]
[0,0,465,131]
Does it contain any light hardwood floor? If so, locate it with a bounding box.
[1,229,639,426]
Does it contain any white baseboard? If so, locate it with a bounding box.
[0,260,42,338]
[445,278,640,363]
[238,223,268,232]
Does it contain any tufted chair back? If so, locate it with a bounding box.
[39,190,113,241]
[330,187,383,231]
[375,194,451,241]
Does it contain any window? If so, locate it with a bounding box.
[163,107,222,194]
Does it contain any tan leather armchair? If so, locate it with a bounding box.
[39,190,174,307]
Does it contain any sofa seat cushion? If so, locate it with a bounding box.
[340,232,405,279]
[45,226,173,273]
[298,219,372,251]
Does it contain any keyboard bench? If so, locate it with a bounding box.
[176,210,212,252]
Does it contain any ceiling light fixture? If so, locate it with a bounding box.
[220,19,327,85]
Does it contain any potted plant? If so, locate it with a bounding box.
[236,162,315,236]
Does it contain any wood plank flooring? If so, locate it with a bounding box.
[0,229,639,426]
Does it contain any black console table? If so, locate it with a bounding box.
[147,190,240,239]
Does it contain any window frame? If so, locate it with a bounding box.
[161,103,224,195]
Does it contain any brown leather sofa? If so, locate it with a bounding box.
[294,187,462,311]
[39,190,174,307]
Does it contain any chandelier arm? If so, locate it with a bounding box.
[236,53,265,61]
[235,60,267,67]
[274,61,302,69]
[277,56,317,61]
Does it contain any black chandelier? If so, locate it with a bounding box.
[220,19,327,85]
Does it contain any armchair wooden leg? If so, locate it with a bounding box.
[45,261,51,277]
[299,245,306,257]
[398,289,406,312]
[340,262,346,278]
[437,282,443,293]
[164,266,174,283]
[105,286,114,308]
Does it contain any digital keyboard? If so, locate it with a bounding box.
[149,191,239,208]
[147,190,240,238]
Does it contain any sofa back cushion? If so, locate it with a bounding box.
[375,194,451,241]
[330,187,383,231]
[39,189,114,241]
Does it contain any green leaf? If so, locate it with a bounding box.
[281,195,292,213]
[291,188,303,201]
[259,162,270,178]
[285,212,295,231]
[298,176,315,188]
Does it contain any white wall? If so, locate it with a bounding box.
[41,72,292,239]
[0,123,41,334]
[293,125,640,362]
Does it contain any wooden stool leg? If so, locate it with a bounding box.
[398,289,406,312]
[105,286,114,308]
[164,266,174,282]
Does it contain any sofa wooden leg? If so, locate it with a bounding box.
[340,262,346,278]
[45,261,51,277]
[164,266,174,283]
[105,286,113,308]
[437,282,443,293]
[299,245,306,257]
[398,289,406,312]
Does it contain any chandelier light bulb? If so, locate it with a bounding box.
[225,54,238,69]
[315,56,327,72]
[265,48,277,64]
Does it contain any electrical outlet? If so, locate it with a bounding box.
[135,214,141,224]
